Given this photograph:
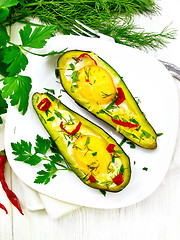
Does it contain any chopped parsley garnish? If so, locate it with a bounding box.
[68,63,75,71]
[157,133,163,137]
[119,137,127,147]
[140,130,151,139]
[126,141,136,149]
[71,70,79,83]
[92,152,97,156]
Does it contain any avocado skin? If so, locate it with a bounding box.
[32,92,131,193]
[57,50,157,149]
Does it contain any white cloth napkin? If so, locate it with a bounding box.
[11,168,81,218]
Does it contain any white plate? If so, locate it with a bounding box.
[4,35,179,209]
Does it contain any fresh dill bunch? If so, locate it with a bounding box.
[4,0,176,51]
[98,18,176,51]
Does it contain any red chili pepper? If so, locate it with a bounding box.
[60,121,82,135]
[113,173,124,186]
[89,175,96,183]
[37,98,51,111]
[115,88,125,105]
[0,203,8,214]
[85,79,90,82]
[106,144,116,153]
[111,116,139,128]
[0,155,24,215]
[75,53,97,65]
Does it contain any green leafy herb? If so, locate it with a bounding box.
[119,137,127,147]
[157,133,163,137]
[4,0,176,51]
[0,0,19,8]
[11,135,72,184]
[19,24,56,49]
[55,68,59,79]
[141,130,151,139]
[112,155,115,163]
[99,189,106,197]
[106,93,118,110]
[0,90,8,124]
[47,116,55,122]
[44,88,55,95]
[85,136,90,146]
[0,22,66,119]
[0,75,32,115]
[2,45,28,76]
[119,164,124,174]
[142,167,148,171]
[71,71,79,84]
[68,63,75,71]
[70,86,75,93]
[101,92,114,98]
[34,134,51,155]
[54,110,63,120]
[92,152,97,156]
[126,141,136,149]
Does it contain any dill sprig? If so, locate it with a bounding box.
[4,0,176,51]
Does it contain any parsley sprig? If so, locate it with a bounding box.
[11,135,72,184]
[0,3,66,120]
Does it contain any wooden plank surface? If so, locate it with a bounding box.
[1,0,180,239]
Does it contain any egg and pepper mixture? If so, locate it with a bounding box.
[33,93,130,191]
[63,52,139,127]
[58,51,157,149]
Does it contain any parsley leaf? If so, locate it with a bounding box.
[19,24,56,49]
[11,140,41,165]
[126,141,136,149]
[49,154,65,163]
[141,130,151,139]
[34,163,57,185]
[157,133,163,137]
[0,7,9,23]
[0,25,10,46]
[34,135,51,155]
[0,0,19,8]
[0,48,10,76]
[0,90,8,124]
[1,75,32,115]
[2,45,28,76]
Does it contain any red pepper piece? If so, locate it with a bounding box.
[85,79,90,82]
[0,155,24,215]
[89,175,96,183]
[115,88,125,105]
[37,98,51,111]
[60,121,82,135]
[111,116,139,128]
[0,203,8,214]
[75,53,97,65]
[113,173,124,186]
[106,144,116,153]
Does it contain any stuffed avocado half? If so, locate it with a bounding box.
[32,92,131,192]
[57,50,157,149]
